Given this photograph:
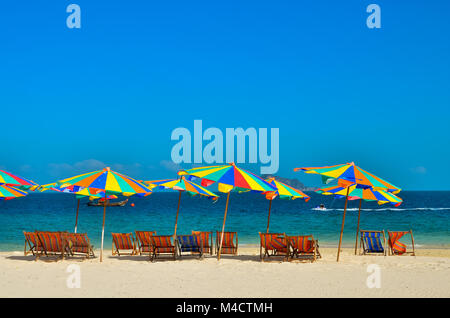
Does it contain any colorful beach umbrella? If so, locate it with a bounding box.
[294,162,401,194]
[264,177,310,233]
[317,185,402,206]
[0,184,28,201]
[0,169,38,190]
[144,177,218,248]
[44,167,152,262]
[317,184,403,255]
[179,163,276,260]
[295,162,401,261]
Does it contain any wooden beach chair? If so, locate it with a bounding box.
[215,231,238,255]
[111,232,137,256]
[287,235,320,262]
[359,230,386,256]
[259,233,289,261]
[66,233,95,259]
[35,231,67,261]
[135,231,157,255]
[387,230,415,256]
[192,231,213,255]
[149,235,176,261]
[23,231,42,256]
[177,234,203,259]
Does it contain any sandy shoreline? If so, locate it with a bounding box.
[1,247,449,298]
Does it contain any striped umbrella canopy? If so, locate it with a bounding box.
[265,177,310,201]
[45,167,152,262]
[144,177,218,242]
[0,169,38,190]
[264,177,310,233]
[179,163,276,260]
[317,185,402,206]
[294,162,401,194]
[52,167,151,197]
[178,163,276,193]
[144,177,218,199]
[317,184,403,255]
[0,184,28,201]
[295,162,401,262]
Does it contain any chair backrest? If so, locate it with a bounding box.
[216,231,236,247]
[288,235,314,253]
[361,231,384,252]
[192,231,211,247]
[388,231,408,254]
[151,235,173,248]
[259,233,287,250]
[24,231,38,246]
[177,235,201,248]
[135,231,156,246]
[111,233,134,250]
[36,231,64,252]
[66,233,89,247]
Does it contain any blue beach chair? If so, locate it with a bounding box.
[176,234,203,258]
[359,230,386,255]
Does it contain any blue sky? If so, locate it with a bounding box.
[0,1,449,190]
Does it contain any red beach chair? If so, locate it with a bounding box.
[23,231,42,256]
[111,232,137,256]
[388,230,415,256]
[149,235,176,261]
[35,231,67,261]
[215,231,238,255]
[287,235,320,262]
[66,233,95,259]
[259,233,289,261]
[135,231,157,255]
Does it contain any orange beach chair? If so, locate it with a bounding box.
[66,233,95,259]
[111,232,137,256]
[259,233,289,261]
[150,235,176,261]
[23,231,43,256]
[287,235,320,262]
[135,231,157,255]
[192,231,213,255]
[388,230,415,256]
[215,231,238,255]
[35,231,67,261]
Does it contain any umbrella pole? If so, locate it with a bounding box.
[337,186,350,262]
[217,191,231,261]
[266,199,273,233]
[100,202,106,262]
[74,199,80,233]
[354,199,362,255]
[174,191,182,237]
[173,191,182,257]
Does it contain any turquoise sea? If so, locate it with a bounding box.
[0,191,449,251]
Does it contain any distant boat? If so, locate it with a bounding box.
[316,204,326,211]
[87,199,128,207]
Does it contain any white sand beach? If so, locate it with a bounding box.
[1,247,449,298]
